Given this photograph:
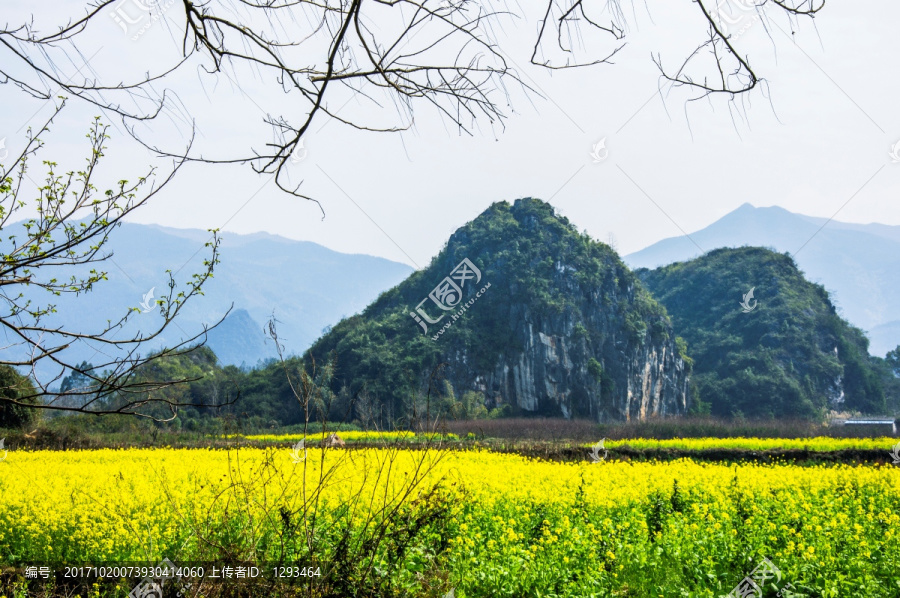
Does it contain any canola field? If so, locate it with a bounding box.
[598,436,899,452]
[232,432,895,452]
[1,447,899,597]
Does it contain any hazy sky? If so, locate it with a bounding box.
[2,0,899,268]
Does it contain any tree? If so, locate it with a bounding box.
[886,346,900,378]
[0,365,39,428]
[872,346,900,415]
[59,361,97,395]
[0,106,230,420]
[0,1,824,209]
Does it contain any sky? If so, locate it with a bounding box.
[1,0,899,269]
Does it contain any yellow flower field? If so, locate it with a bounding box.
[236,430,458,442]
[595,436,899,452]
[1,448,898,596]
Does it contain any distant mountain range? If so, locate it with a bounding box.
[625,204,900,357]
[7,202,897,392]
[11,200,896,421]
[4,222,412,373]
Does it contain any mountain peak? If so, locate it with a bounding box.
[308,197,690,423]
[639,246,885,416]
[623,203,900,355]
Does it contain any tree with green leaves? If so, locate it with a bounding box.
[886,347,900,378]
[0,365,39,428]
[0,106,228,421]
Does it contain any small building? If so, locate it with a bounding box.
[841,419,897,436]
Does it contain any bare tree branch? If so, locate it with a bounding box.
[2,0,823,207]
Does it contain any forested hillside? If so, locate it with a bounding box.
[638,247,886,418]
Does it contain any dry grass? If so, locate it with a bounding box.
[441,417,600,441]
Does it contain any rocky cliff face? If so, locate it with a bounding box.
[441,268,689,422]
[307,198,690,423]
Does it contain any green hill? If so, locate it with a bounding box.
[305,198,691,424]
[637,247,885,418]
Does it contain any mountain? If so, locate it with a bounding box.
[624,204,900,357]
[637,247,885,418]
[306,198,691,423]
[204,309,275,368]
[2,221,413,373]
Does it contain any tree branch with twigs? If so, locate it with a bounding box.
[2,0,826,212]
[0,102,233,421]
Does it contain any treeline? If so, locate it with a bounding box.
[1,340,898,431]
[0,346,508,431]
